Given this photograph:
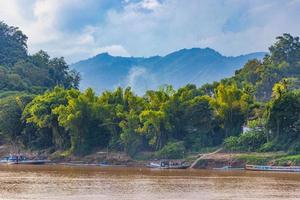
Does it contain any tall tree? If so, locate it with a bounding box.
[54,88,109,155]
[269,33,300,65]
[267,90,300,147]
[211,83,251,137]
[0,95,32,145]
[23,87,70,150]
[0,22,28,66]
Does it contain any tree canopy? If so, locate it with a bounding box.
[0,21,27,66]
[0,22,80,94]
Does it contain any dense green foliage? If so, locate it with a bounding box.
[155,142,186,159]
[0,21,27,66]
[19,85,229,155]
[0,22,80,94]
[267,90,300,152]
[0,21,79,149]
[233,34,300,101]
[0,21,300,157]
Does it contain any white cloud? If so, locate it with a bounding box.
[139,0,161,10]
[0,0,127,62]
[99,0,300,56]
[0,0,300,62]
[126,67,158,94]
[127,67,147,86]
[196,1,300,55]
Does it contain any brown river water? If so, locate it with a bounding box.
[0,165,300,200]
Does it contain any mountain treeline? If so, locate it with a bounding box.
[0,21,300,158]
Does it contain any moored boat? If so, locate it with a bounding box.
[213,166,244,170]
[245,164,300,172]
[99,161,127,167]
[147,161,190,169]
[0,155,49,165]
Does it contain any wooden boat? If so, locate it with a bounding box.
[99,161,110,167]
[213,166,244,170]
[147,161,190,169]
[59,161,127,167]
[59,162,100,167]
[245,164,300,172]
[99,161,127,167]
[0,155,49,165]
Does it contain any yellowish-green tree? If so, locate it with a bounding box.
[211,83,251,137]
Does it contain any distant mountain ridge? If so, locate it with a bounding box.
[71,48,266,94]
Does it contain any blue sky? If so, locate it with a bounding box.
[0,0,300,63]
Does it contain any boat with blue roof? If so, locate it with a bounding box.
[0,154,50,165]
[245,164,300,172]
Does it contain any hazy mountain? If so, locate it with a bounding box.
[71,48,266,94]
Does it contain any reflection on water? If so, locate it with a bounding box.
[0,165,300,200]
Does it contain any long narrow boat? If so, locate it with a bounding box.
[147,161,190,169]
[213,166,244,170]
[0,155,49,165]
[245,164,300,172]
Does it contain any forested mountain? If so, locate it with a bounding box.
[1,21,300,159]
[71,48,265,94]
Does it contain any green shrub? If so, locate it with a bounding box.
[236,154,270,165]
[155,142,185,159]
[238,130,267,151]
[259,141,276,152]
[224,129,267,152]
[275,154,300,165]
[288,142,300,155]
[223,136,240,151]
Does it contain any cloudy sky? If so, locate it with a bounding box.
[0,0,300,63]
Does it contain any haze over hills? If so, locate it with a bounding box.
[71,48,266,94]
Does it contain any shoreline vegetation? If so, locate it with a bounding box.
[1,22,300,169]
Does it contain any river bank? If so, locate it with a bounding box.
[190,151,300,168]
[1,145,300,168]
